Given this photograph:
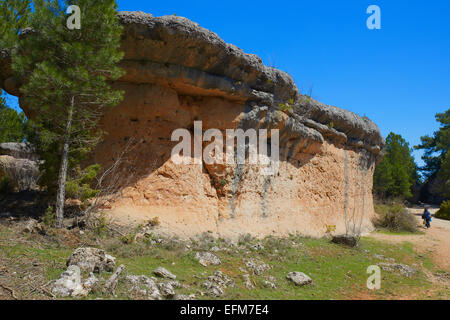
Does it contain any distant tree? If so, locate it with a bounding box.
[0,0,31,49]
[0,89,29,143]
[440,153,450,198]
[374,132,418,200]
[13,0,124,227]
[415,109,450,198]
[373,158,394,198]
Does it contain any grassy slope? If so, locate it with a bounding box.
[0,223,448,300]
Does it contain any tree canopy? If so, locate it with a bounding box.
[0,89,29,143]
[0,0,31,49]
[12,0,124,227]
[374,132,418,200]
[415,109,450,198]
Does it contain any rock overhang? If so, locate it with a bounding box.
[0,10,384,156]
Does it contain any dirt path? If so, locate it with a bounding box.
[369,208,450,271]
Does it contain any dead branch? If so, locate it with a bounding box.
[83,138,138,222]
[104,264,125,295]
[0,284,18,300]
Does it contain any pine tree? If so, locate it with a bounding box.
[373,158,394,198]
[0,0,31,49]
[440,152,450,198]
[0,89,29,143]
[12,0,124,227]
[374,132,418,200]
[416,109,450,198]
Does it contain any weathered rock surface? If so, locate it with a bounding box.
[195,252,221,267]
[0,143,38,161]
[124,275,162,300]
[263,277,277,289]
[286,272,313,286]
[244,258,270,276]
[202,271,235,297]
[51,265,97,297]
[104,264,125,295]
[157,282,176,298]
[66,247,116,273]
[378,263,417,278]
[153,267,177,280]
[0,155,40,191]
[22,219,43,234]
[0,11,385,239]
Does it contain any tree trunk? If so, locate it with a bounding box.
[55,97,74,228]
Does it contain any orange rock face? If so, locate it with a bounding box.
[93,84,378,239]
[0,12,384,239]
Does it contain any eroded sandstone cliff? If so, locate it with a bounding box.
[0,11,384,238]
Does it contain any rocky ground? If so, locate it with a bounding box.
[0,209,448,300]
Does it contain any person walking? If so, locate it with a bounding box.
[422,206,432,229]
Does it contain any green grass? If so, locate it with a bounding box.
[0,225,446,300]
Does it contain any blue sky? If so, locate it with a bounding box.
[3,0,450,166]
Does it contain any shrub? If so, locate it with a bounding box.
[88,212,109,236]
[436,201,450,221]
[66,164,101,202]
[0,175,14,194]
[148,216,160,227]
[324,224,336,236]
[374,203,418,233]
[42,206,56,227]
[278,102,293,113]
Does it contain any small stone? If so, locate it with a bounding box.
[153,267,176,280]
[331,235,358,247]
[22,219,43,234]
[82,273,99,291]
[243,274,254,289]
[158,282,175,298]
[263,280,276,289]
[195,252,221,267]
[250,243,265,251]
[286,272,313,286]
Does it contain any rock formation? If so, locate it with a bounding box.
[0,11,384,238]
[0,143,40,191]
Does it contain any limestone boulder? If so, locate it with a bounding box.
[66,247,116,273]
[286,272,313,286]
[0,155,40,191]
[51,265,96,297]
[0,11,386,239]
